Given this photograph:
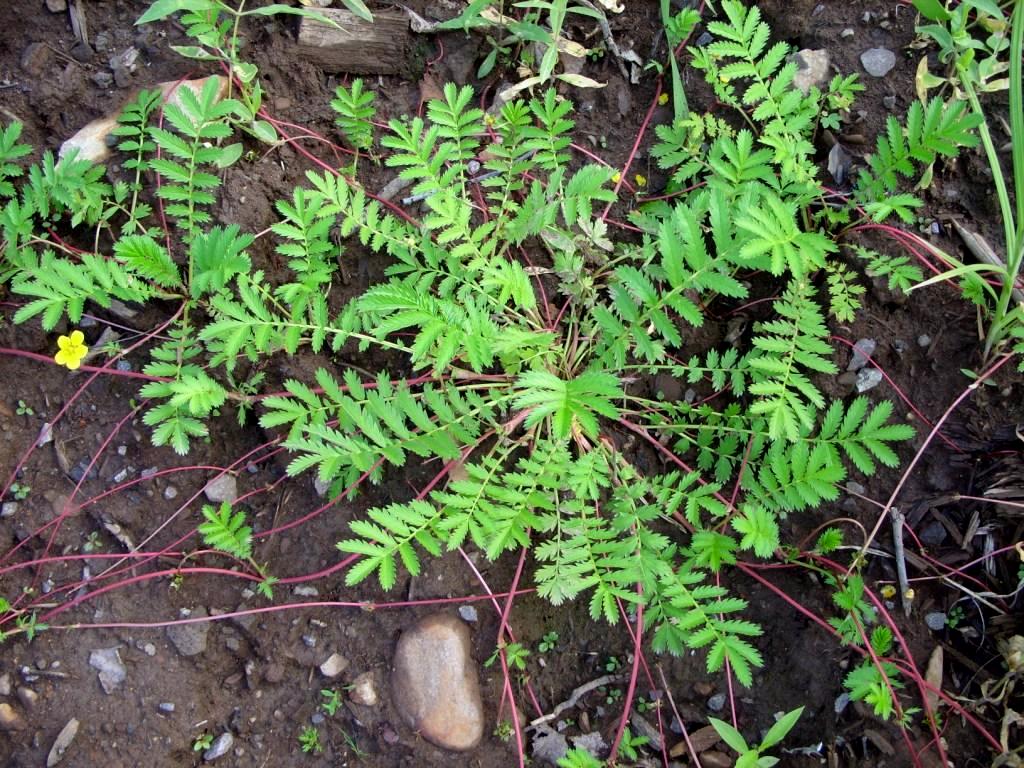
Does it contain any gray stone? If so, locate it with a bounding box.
[861,48,896,77]
[917,334,932,348]
[46,718,79,767]
[163,485,178,500]
[167,607,210,656]
[707,692,726,712]
[571,731,608,758]
[313,476,330,497]
[293,586,319,597]
[92,71,114,89]
[841,28,855,37]
[16,687,38,708]
[532,724,569,765]
[204,474,238,504]
[925,612,947,631]
[458,605,478,623]
[855,367,883,393]
[1,502,17,518]
[847,338,877,371]
[158,702,175,713]
[143,642,157,657]
[89,647,126,694]
[319,652,349,679]
[203,732,234,761]
[0,672,11,696]
[391,612,483,751]
[792,49,830,95]
[46,0,68,10]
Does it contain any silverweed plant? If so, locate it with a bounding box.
[0,0,993,691]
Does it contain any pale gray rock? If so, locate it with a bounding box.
[167,607,210,656]
[89,647,126,694]
[391,613,483,751]
[855,367,884,393]
[203,732,234,761]
[319,652,349,679]
[792,49,830,95]
[46,718,79,767]
[861,48,896,77]
[203,474,238,504]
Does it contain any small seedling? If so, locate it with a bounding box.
[486,641,530,671]
[299,725,323,754]
[710,706,804,767]
[10,483,30,501]
[494,719,514,742]
[320,688,343,716]
[192,733,213,752]
[538,631,559,654]
[15,399,33,416]
[81,530,102,553]
[604,655,621,674]
[946,604,966,629]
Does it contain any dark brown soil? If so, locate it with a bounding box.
[1,1,1022,767]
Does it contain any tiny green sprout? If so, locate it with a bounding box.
[494,719,514,742]
[15,400,33,416]
[486,641,530,671]
[946,604,966,629]
[538,631,559,654]
[82,530,102,553]
[299,725,323,754]
[604,686,623,705]
[605,655,622,673]
[10,483,30,501]
[320,688,343,716]
[192,732,213,752]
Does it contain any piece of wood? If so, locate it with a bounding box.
[296,9,411,75]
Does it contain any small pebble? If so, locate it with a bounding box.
[861,48,896,78]
[204,474,238,504]
[834,692,851,714]
[458,605,478,623]
[115,360,132,372]
[158,702,175,713]
[925,612,947,631]
[696,31,713,47]
[301,634,317,649]
[143,643,156,657]
[855,367,883,393]
[840,28,855,37]
[17,687,39,708]
[707,693,726,712]
[163,486,178,500]
[319,652,349,679]
[847,338,877,371]
[140,467,158,479]
[116,445,127,456]
[311,712,325,725]
[293,586,319,597]
[917,334,931,348]
[203,732,234,761]
[1,502,18,518]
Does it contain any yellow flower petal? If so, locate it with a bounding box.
[611,172,621,184]
[658,93,669,106]
[70,330,84,346]
[55,349,69,366]
[57,335,71,351]
[66,357,81,370]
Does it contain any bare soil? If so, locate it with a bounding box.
[1,1,1021,767]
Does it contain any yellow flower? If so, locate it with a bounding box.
[880,584,897,599]
[634,173,647,188]
[55,330,88,370]
[611,171,622,184]
[658,93,669,106]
